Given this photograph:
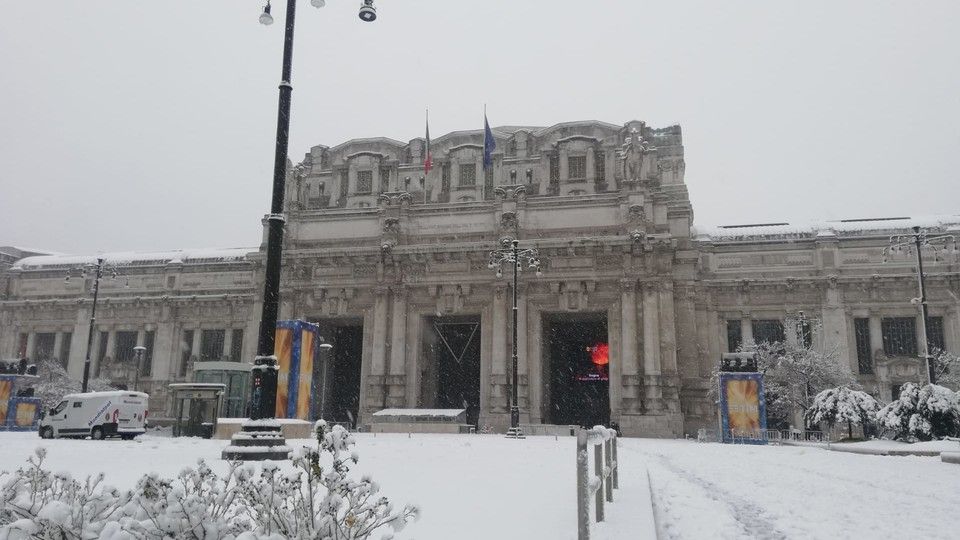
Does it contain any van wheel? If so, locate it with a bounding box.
[40,427,54,439]
[91,427,105,440]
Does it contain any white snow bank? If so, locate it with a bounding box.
[697,214,960,241]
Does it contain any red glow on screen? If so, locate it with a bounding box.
[590,343,609,366]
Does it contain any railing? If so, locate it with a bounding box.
[576,426,619,540]
[697,428,828,444]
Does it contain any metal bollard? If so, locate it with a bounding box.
[612,435,619,490]
[576,430,590,540]
[594,442,604,522]
[604,438,613,502]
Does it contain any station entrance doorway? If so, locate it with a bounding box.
[543,312,610,427]
[312,319,363,428]
[421,315,481,426]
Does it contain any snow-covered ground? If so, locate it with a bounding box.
[1,432,958,539]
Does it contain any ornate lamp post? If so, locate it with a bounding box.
[883,226,958,384]
[64,258,128,392]
[488,239,542,439]
[250,0,377,420]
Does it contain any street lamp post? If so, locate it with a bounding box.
[488,238,542,439]
[65,258,127,393]
[249,0,377,420]
[132,345,146,392]
[884,225,958,384]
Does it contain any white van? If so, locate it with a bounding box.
[39,391,149,440]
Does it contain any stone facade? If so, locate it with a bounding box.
[1,120,958,437]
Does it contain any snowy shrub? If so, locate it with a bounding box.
[0,422,418,539]
[931,349,960,391]
[876,383,960,441]
[804,386,879,439]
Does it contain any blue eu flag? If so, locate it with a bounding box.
[483,114,496,170]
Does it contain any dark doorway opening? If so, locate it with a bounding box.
[543,313,610,427]
[313,320,363,428]
[422,316,481,426]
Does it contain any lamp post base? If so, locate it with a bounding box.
[506,406,524,439]
[505,426,526,439]
[221,419,292,461]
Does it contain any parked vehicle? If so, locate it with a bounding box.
[38,391,148,440]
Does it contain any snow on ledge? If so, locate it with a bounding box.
[372,408,466,417]
[696,214,960,242]
[12,247,255,270]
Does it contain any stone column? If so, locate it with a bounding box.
[370,288,389,376]
[190,329,201,374]
[52,332,64,364]
[586,147,595,182]
[559,148,569,181]
[619,280,639,413]
[516,283,529,419]
[822,283,852,372]
[527,304,543,424]
[741,316,754,345]
[387,287,407,407]
[641,283,661,375]
[659,282,678,374]
[868,314,883,358]
[222,328,233,359]
[25,332,36,360]
[491,283,507,412]
[152,307,175,384]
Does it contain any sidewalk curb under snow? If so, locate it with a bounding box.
[825,443,947,458]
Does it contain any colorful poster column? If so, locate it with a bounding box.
[274,320,321,420]
[719,372,767,444]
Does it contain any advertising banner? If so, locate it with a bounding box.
[719,372,767,444]
[0,378,11,424]
[11,398,41,429]
[274,320,321,420]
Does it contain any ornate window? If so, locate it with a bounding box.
[200,329,226,361]
[459,164,477,187]
[726,320,742,352]
[881,317,916,356]
[854,318,872,374]
[549,156,559,183]
[926,316,945,353]
[595,151,605,182]
[230,329,244,362]
[568,156,586,180]
[114,331,138,363]
[380,166,391,193]
[442,163,451,192]
[356,170,373,194]
[752,319,785,345]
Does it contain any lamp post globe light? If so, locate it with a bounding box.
[488,238,542,439]
[64,258,129,393]
[250,0,377,422]
[883,226,959,385]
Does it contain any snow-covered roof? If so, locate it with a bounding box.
[695,215,960,242]
[11,247,255,270]
[62,391,148,399]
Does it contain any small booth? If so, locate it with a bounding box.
[168,383,226,438]
[1,360,41,432]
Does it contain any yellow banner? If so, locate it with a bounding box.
[725,378,761,432]
[14,402,37,427]
[274,328,293,418]
[297,331,315,420]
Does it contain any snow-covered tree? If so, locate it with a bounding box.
[32,359,115,410]
[804,386,880,439]
[931,348,960,391]
[753,341,855,428]
[876,383,960,441]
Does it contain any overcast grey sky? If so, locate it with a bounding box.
[1,1,958,254]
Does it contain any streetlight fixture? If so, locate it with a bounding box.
[132,345,146,392]
[488,238,543,439]
[883,226,958,384]
[65,258,129,392]
[249,0,377,421]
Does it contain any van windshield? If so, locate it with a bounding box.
[51,401,68,415]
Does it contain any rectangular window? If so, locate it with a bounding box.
[338,169,349,207]
[114,331,138,364]
[17,333,28,359]
[926,316,945,353]
[854,318,873,374]
[726,320,742,353]
[95,331,109,377]
[459,164,477,187]
[882,317,917,356]
[549,155,560,186]
[142,331,155,376]
[752,320,785,345]
[379,166,391,193]
[200,329,225,361]
[60,332,72,370]
[595,152,605,183]
[35,333,56,361]
[441,163,451,191]
[179,329,194,377]
[568,156,586,180]
[230,329,244,362]
[356,170,373,194]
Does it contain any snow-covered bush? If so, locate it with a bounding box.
[804,386,879,439]
[0,422,418,539]
[876,383,960,441]
[931,349,960,391]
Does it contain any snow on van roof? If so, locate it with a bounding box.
[12,247,254,270]
[62,391,149,399]
[695,214,960,242]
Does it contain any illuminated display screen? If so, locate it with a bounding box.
[575,342,609,381]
